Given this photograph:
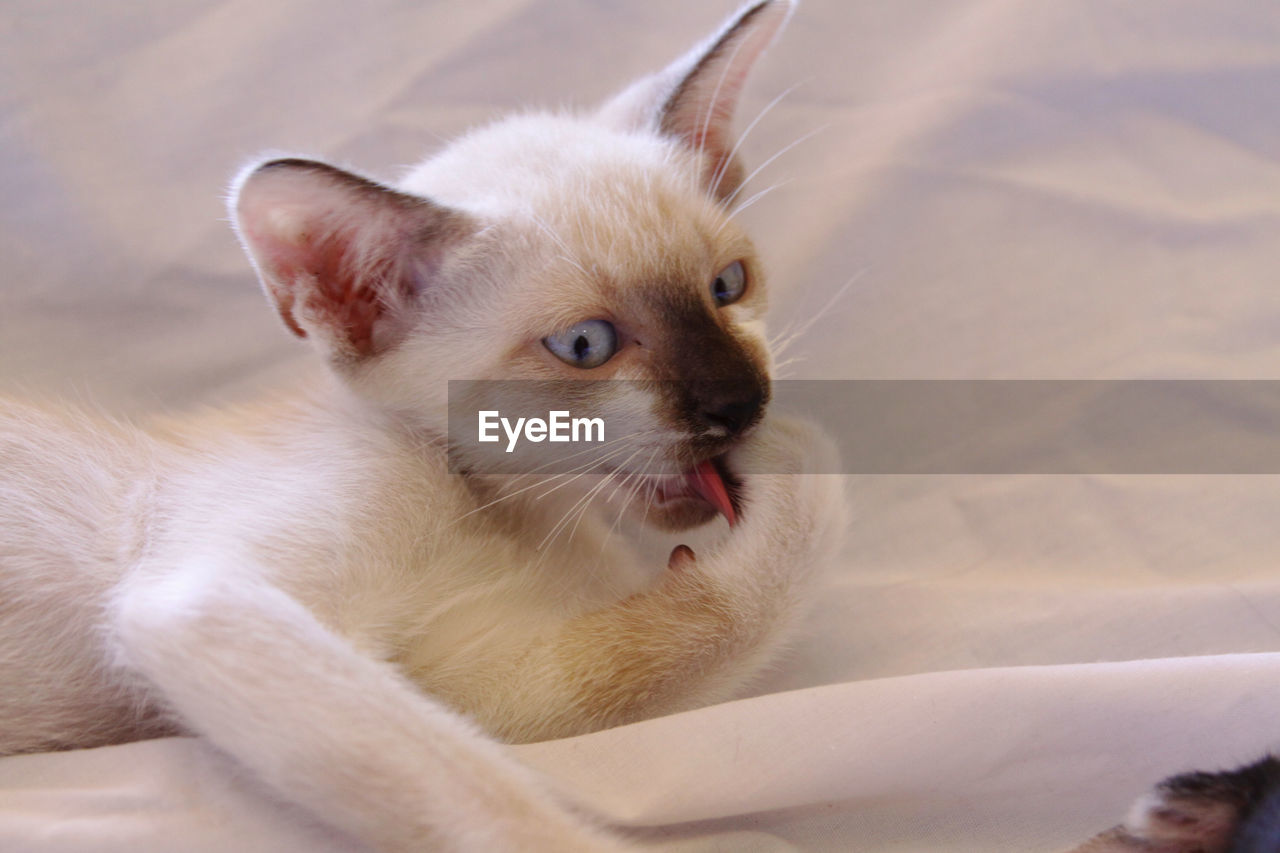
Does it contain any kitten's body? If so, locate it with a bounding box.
[0,3,846,850]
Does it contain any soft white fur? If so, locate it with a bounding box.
[0,2,846,850]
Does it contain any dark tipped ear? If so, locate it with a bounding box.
[597,0,793,202]
[231,158,474,363]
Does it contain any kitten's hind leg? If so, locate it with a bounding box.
[110,561,634,853]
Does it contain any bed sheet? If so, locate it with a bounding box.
[3,1,1280,850]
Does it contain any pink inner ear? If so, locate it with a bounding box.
[247,204,405,355]
[235,161,457,360]
[665,97,741,196]
[664,56,751,152]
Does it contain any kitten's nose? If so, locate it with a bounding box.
[696,386,765,437]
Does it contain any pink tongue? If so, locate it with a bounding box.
[688,459,737,527]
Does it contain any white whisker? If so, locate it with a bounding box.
[720,124,828,211]
[451,431,651,523]
[728,181,786,219]
[601,445,664,554]
[715,181,789,236]
[537,445,646,552]
[769,268,865,361]
[530,214,589,278]
[696,27,750,169]
[527,440,644,503]
[772,356,806,379]
[709,79,807,199]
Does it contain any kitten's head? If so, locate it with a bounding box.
[230,0,793,531]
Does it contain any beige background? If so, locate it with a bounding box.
[4,1,1280,850]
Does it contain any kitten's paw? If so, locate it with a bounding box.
[729,415,845,532]
[1120,786,1239,851]
[711,415,847,578]
[732,414,840,480]
[1066,756,1280,853]
[1069,792,1235,853]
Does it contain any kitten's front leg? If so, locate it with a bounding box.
[110,562,634,853]
[705,413,849,601]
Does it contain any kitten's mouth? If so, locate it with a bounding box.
[653,454,741,527]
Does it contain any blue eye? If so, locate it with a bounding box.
[543,319,618,369]
[711,261,747,306]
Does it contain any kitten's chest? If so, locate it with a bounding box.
[242,448,665,729]
[292,493,625,649]
[341,500,661,715]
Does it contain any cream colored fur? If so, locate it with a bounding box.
[0,2,845,850]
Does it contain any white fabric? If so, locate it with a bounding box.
[4,1,1280,850]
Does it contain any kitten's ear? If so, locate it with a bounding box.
[597,0,794,201]
[231,158,474,363]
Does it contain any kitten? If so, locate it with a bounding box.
[0,1,845,850]
[1068,757,1280,853]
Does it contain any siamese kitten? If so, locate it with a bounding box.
[1069,757,1280,853]
[0,1,845,850]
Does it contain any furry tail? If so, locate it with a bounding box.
[1068,756,1280,853]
